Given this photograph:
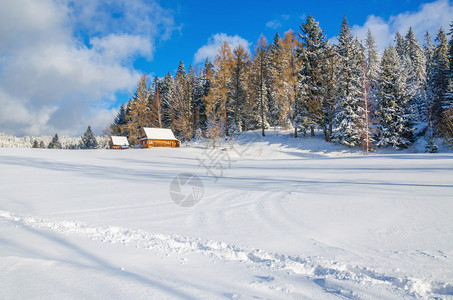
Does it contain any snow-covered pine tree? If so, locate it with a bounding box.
[298,15,329,139]
[48,134,62,149]
[194,68,207,132]
[321,44,340,141]
[332,16,365,147]
[231,44,250,132]
[80,126,98,149]
[429,28,450,130]
[172,61,193,141]
[395,32,406,58]
[404,27,427,123]
[248,35,270,136]
[405,28,427,88]
[149,77,164,128]
[364,29,380,120]
[375,45,414,149]
[161,71,176,129]
[32,140,39,148]
[424,31,436,135]
[267,32,282,127]
[359,57,374,153]
[189,65,205,135]
[443,22,453,120]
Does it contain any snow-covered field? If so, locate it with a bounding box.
[1,132,453,299]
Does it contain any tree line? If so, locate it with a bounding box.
[31,126,100,149]
[109,15,453,151]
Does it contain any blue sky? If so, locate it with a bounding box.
[0,0,452,136]
[143,0,439,76]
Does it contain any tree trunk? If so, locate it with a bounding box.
[310,126,315,137]
[225,104,228,137]
[328,118,332,142]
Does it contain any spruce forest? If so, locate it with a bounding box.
[109,16,453,151]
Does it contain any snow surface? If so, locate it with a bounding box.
[1,130,453,299]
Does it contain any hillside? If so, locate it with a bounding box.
[1,135,452,299]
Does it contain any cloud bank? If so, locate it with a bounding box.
[351,0,453,54]
[0,0,176,136]
[194,33,251,64]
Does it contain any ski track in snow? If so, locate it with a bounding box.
[1,209,452,299]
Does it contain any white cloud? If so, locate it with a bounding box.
[352,0,453,54]
[91,34,153,62]
[194,33,251,64]
[266,20,282,30]
[266,14,292,30]
[0,0,176,136]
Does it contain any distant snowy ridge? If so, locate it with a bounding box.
[2,209,451,299]
[0,133,110,149]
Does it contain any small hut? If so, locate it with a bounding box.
[140,128,180,148]
[110,136,129,149]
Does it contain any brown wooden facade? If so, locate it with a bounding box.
[140,139,180,148]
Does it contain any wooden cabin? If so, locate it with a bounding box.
[110,136,129,149]
[140,128,180,148]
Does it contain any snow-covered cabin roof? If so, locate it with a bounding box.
[110,136,129,146]
[141,128,179,141]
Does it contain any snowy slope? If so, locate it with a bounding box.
[1,132,453,299]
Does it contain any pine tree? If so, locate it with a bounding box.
[364,29,380,118]
[375,45,414,149]
[332,16,365,147]
[110,103,127,136]
[231,44,250,132]
[80,126,98,149]
[322,44,340,141]
[39,141,45,148]
[395,32,406,58]
[161,72,176,128]
[405,27,427,122]
[149,77,164,128]
[443,22,453,119]
[32,140,39,148]
[424,31,436,138]
[48,134,62,149]
[172,61,193,141]
[360,57,373,153]
[298,15,331,139]
[188,65,204,135]
[267,32,282,126]
[405,27,427,85]
[194,66,209,132]
[249,35,270,136]
[430,28,450,129]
